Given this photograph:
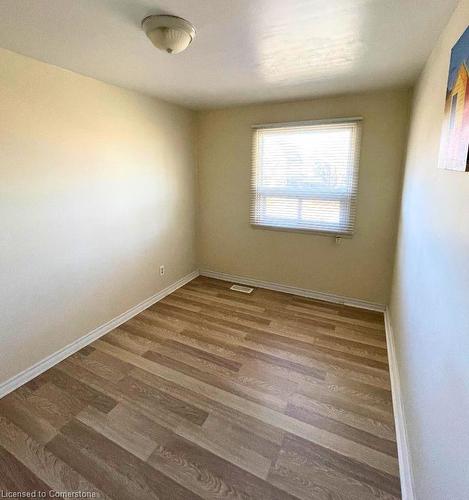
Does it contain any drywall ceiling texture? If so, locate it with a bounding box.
[197,89,411,305]
[0,48,197,384]
[0,0,458,108]
[389,0,469,498]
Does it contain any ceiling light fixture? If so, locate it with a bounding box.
[142,15,196,55]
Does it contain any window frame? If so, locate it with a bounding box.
[250,117,362,237]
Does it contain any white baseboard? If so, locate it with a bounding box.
[0,270,199,400]
[200,269,385,312]
[384,308,416,500]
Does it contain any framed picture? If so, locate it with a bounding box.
[439,26,469,172]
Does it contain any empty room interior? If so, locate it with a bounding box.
[1,1,468,499]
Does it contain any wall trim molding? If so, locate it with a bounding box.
[200,269,385,312]
[384,308,416,500]
[0,270,200,400]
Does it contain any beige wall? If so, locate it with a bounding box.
[0,48,197,385]
[197,90,411,304]
[389,1,469,498]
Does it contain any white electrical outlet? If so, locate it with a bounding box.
[159,265,165,276]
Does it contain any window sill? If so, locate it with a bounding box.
[250,223,354,238]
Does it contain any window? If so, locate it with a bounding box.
[250,118,362,236]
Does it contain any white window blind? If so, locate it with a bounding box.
[250,118,362,236]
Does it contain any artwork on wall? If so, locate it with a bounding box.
[439,26,469,172]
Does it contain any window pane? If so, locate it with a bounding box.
[301,200,341,224]
[260,128,354,193]
[265,197,299,220]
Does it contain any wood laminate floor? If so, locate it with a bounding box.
[0,276,401,499]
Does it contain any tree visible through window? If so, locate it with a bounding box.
[250,119,362,235]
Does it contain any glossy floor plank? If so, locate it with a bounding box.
[0,276,401,499]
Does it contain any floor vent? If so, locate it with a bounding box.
[230,284,254,294]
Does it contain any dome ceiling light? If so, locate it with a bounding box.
[142,15,196,55]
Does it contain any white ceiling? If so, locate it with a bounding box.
[0,0,458,109]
